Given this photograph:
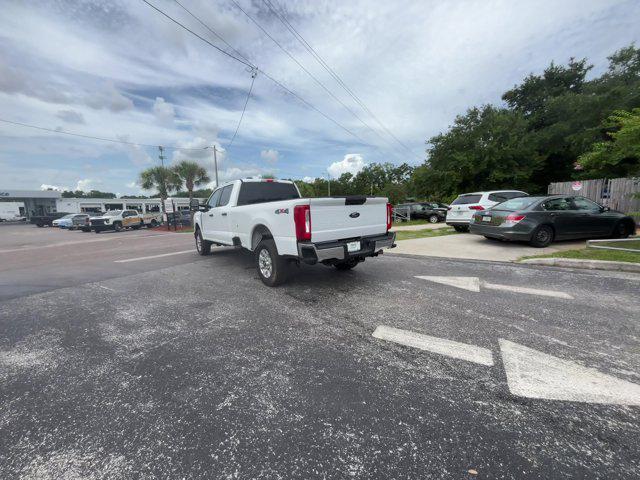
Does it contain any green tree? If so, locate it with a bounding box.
[578,108,640,177]
[171,161,211,203]
[138,166,181,204]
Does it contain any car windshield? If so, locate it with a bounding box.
[492,197,539,211]
[104,210,122,217]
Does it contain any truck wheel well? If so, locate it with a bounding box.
[251,225,273,250]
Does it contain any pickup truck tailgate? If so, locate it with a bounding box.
[309,197,387,243]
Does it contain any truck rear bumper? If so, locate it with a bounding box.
[297,232,396,264]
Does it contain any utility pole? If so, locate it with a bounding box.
[326,174,331,196]
[158,146,167,227]
[212,145,219,188]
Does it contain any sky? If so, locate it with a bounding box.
[0,0,639,196]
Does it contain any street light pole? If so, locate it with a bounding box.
[212,145,219,188]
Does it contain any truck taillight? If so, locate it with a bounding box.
[386,203,392,231]
[294,204,311,241]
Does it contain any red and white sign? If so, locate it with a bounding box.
[571,181,582,191]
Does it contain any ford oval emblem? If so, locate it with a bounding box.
[349,212,360,218]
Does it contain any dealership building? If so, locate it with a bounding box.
[0,189,199,219]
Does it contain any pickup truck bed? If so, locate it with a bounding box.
[193,179,395,286]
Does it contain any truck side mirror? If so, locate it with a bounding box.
[198,204,210,212]
[189,198,200,211]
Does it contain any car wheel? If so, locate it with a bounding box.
[150,219,158,228]
[335,258,359,270]
[195,228,212,255]
[529,225,554,248]
[612,221,630,239]
[36,223,43,227]
[113,222,122,232]
[453,225,469,233]
[255,239,288,287]
[428,214,439,223]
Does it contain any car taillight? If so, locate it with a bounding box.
[447,207,452,211]
[386,203,392,231]
[505,214,525,225]
[469,205,485,210]
[294,204,311,241]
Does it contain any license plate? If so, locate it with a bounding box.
[482,216,491,222]
[347,241,360,252]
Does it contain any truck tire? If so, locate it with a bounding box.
[334,258,359,270]
[255,239,288,287]
[113,222,123,232]
[132,221,143,230]
[195,228,212,255]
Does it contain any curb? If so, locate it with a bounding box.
[518,257,640,273]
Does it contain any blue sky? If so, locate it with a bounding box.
[0,0,639,196]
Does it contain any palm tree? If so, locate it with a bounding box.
[172,161,211,203]
[139,166,182,205]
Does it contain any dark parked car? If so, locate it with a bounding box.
[29,212,72,227]
[469,195,636,247]
[395,202,449,223]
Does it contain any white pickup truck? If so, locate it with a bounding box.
[193,179,396,286]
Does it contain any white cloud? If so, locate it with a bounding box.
[56,109,85,124]
[327,154,366,178]
[302,176,316,183]
[126,181,138,189]
[75,178,97,192]
[40,183,69,192]
[152,96,175,125]
[260,148,279,165]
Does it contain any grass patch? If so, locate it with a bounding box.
[589,239,640,250]
[395,227,459,241]
[520,248,640,264]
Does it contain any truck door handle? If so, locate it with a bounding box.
[208,213,214,217]
[221,213,227,216]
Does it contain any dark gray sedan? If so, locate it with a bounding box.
[469,195,637,247]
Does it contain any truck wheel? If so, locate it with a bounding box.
[335,258,359,270]
[429,214,439,223]
[255,239,288,287]
[195,228,212,255]
[150,219,158,228]
[132,221,143,230]
[113,222,122,232]
[36,223,43,228]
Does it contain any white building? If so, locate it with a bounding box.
[0,201,25,220]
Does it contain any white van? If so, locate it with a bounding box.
[445,190,528,232]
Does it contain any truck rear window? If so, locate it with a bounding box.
[236,182,300,206]
[451,194,481,205]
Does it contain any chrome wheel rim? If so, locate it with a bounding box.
[258,249,273,278]
[429,216,438,223]
[195,232,202,251]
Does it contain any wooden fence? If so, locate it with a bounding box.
[548,177,640,214]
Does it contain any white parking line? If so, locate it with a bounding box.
[372,325,494,366]
[114,250,195,263]
[483,282,573,299]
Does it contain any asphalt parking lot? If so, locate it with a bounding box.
[1,223,639,479]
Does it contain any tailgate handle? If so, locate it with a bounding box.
[345,195,367,205]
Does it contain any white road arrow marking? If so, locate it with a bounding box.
[414,276,480,292]
[415,276,573,299]
[372,325,494,366]
[499,339,640,406]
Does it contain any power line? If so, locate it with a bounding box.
[263,0,422,161]
[227,68,257,147]
[144,0,362,142]
[0,118,209,151]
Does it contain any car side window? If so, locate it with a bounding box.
[217,185,233,207]
[208,189,222,207]
[543,198,571,211]
[488,193,507,202]
[571,197,600,212]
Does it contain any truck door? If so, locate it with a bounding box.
[214,185,234,245]
[201,188,222,241]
